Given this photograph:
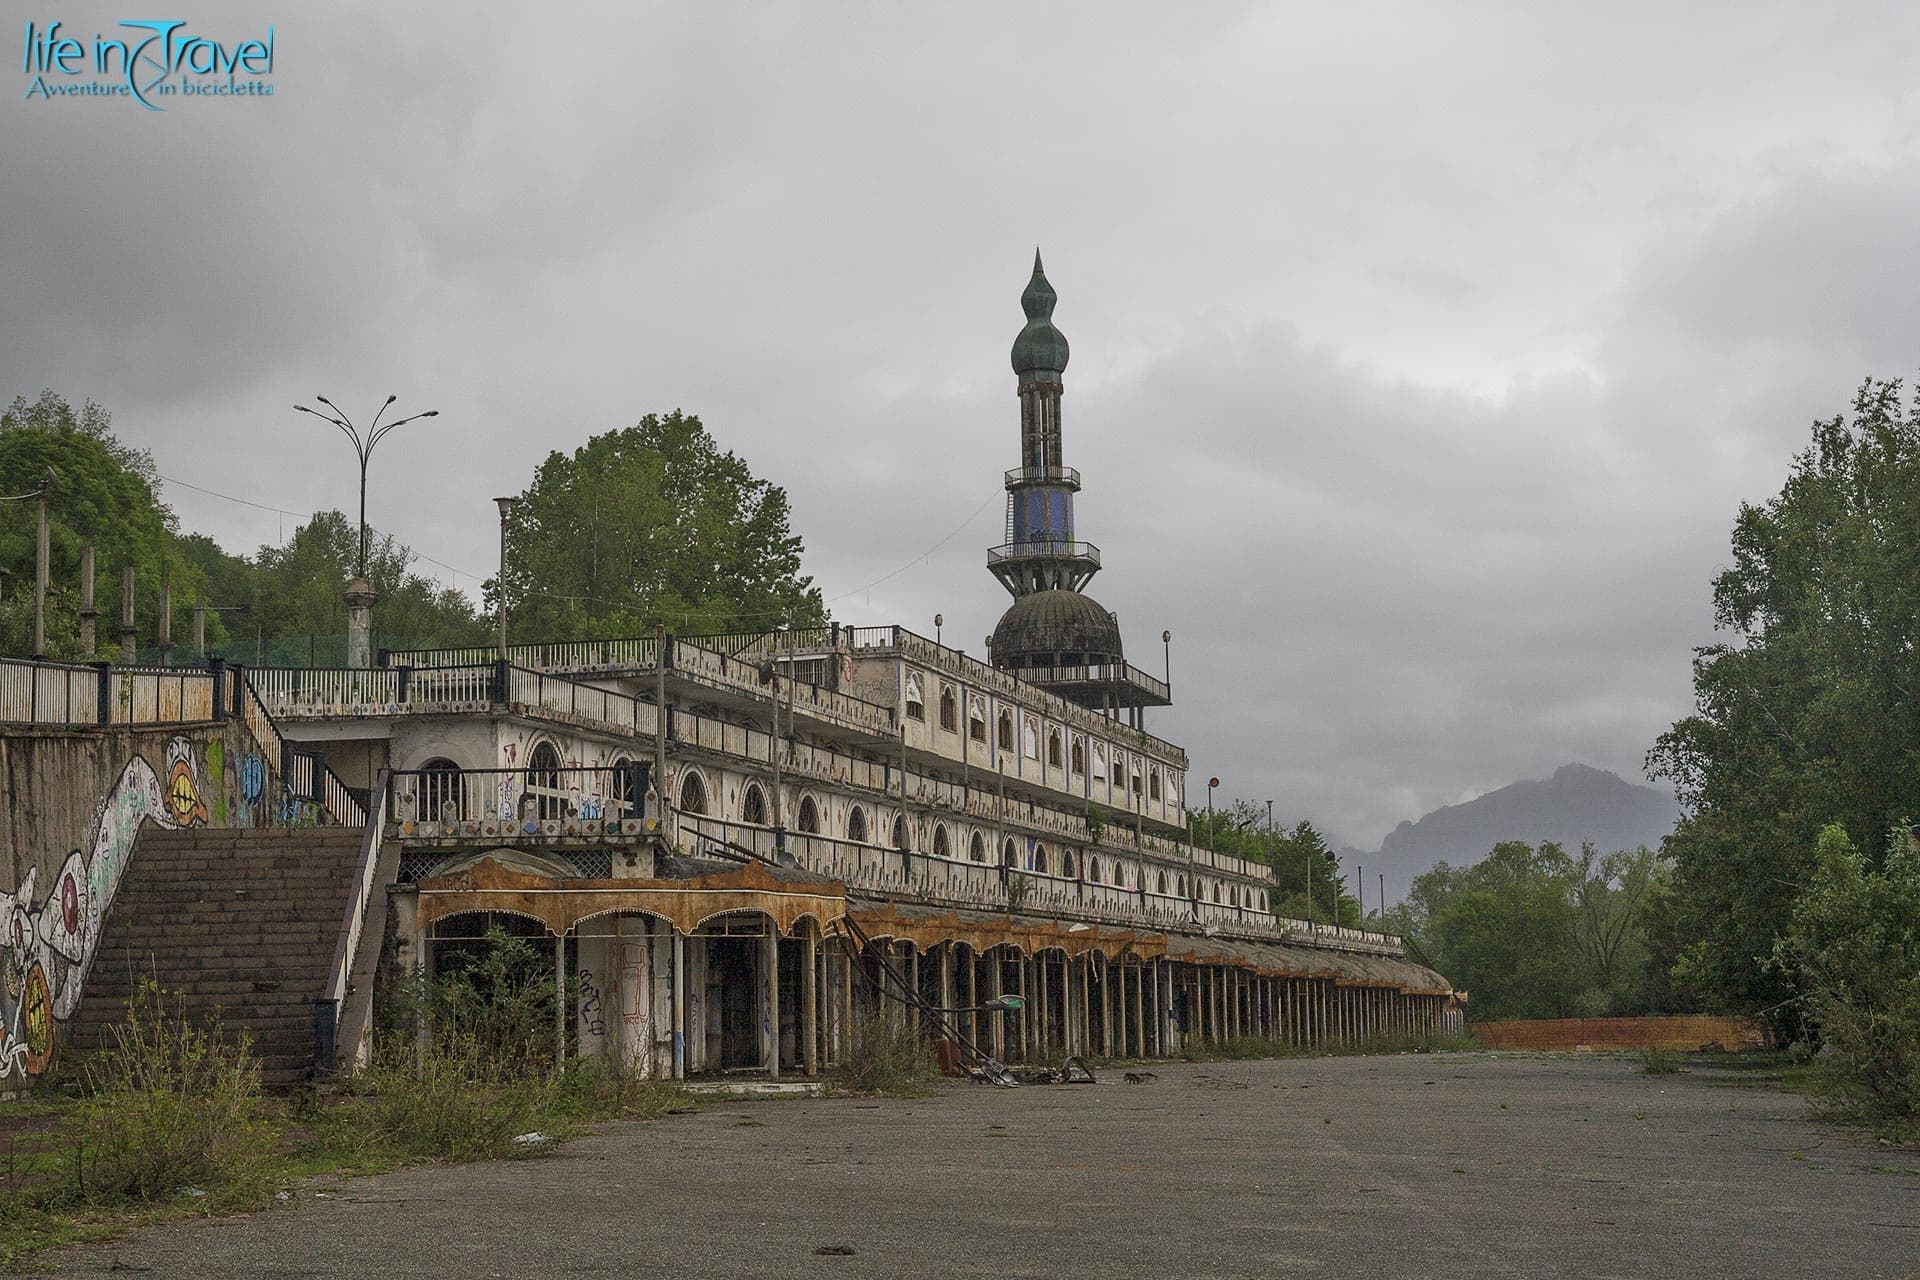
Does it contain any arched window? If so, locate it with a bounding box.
[418,756,464,823]
[677,769,708,816]
[1092,744,1107,781]
[847,805,868,844]
[939,685,958,731]
[892,813,910,851]
[1070,737,1085,774]
[1048,730,1063,769]
[608,755,639,819]
[741,783,768,826]
[932,824,951,859]
[527,742,564,820]
[969,832,986,863]
[1132,763,1144,795]
[1062,849,1077,879]
[1176,875,1187,898]
[968,696,987,743]
[797,795,820,834]
[1157,871,1168,895]
[1149,768,1161,802]
[997,710,1014,751]
[1032,843,1049,875]
[905,672,925,721]
[1001,838,1017,867]
[1260,890,1270,912]
[1023,720,1039,759]
[1088,857,1102,885]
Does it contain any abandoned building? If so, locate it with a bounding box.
[0,257,1451,1087]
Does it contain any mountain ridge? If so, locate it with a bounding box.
[1367,763,1680,905]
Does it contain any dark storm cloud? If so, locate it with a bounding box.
[6,1,1920,856]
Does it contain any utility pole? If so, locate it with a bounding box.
[494,498,513,659]
[33,469,52,660]
[78,544,98,657]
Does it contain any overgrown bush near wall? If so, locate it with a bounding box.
[74,979,279,1205]
[1777,824,1920,1138]
[839,1011,938,1095]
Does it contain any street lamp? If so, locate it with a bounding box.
[494,497,514,659]
[293,395,439,579]
[1205,776,1219,850]
[934,613,943,647]
[1162,629,1171,687]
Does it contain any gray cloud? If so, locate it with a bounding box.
[6,1,1920,857]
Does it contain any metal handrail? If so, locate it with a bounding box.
[316,769,388,1078]
[987,538,1102,566]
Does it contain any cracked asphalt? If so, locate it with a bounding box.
[42,1053,1920,1279]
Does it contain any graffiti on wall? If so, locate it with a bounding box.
[0,737,218,1080]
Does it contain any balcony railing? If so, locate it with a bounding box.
[387,764,650,837]
[987,539,1102,567]
[1003,464,1081,489]
[995,660,1172,702]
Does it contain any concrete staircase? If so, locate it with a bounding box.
[68,826,367,1089]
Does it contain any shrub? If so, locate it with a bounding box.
[1777,824,1920,1134]
[839,1011,937,1095]
[72,980,277,1204]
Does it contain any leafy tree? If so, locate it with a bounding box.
[0,391,195,659]
[1190,802,1359,925]
[247,511,486,653]
[1649,378,1920,1030]
[1776,824,1920,1132]
[1411,841,1588,1020]
[498,412,826,639]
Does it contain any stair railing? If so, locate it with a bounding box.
[314,768,389,1080]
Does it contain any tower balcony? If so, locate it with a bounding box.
[1003,464,1081,491]
[988,538,1101,569]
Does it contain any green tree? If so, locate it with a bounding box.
[1648,377,1920,1031]
[1190,802,1359,925]
[1413,841,1589,1020]
[0,391,194,659]
[247,511,486,653]
[1776,824,1920,1131]
[499,412,826,639]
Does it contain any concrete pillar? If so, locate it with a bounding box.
[1121,967,1136,1059]
[988,951,1005,1061]
[672,931,686,1079]
[119,564,137,658]
[344,577,377,670]
[78,545,98,657]
[802,927,819,1077]
[555,930,568,1067]
[762,928,779,1078]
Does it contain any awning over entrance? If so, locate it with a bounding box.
[415,853,848,938]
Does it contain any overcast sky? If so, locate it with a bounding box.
[6,2,1919,854]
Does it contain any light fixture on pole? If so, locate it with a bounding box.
[494,497,514,659]
[1205,776,1219,851]
[292,395,439,579]
[1162,629,1171,687]
[934,613,943,647]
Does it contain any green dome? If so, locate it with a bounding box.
[990,589,1122,668]
[1011,250,1070,378]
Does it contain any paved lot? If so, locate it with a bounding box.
[44,1053,1920,1279]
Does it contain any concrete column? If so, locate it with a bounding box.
[762,928,779,1078]
[344,577,377,670]
[1130,963,1144,1058]
[988,951,1005,1061]
[119,564,137,657]
[672,931,686,1079]
[78,545,98,657]
[1017,956,1031,1061]
[938,944,953,1030]
[802,927,819,1077]
[555,930,568,1067]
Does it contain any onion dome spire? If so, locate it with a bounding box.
[1011,249,1070,379]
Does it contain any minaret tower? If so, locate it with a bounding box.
[987,253,1171,722]
[990,250,1101,598]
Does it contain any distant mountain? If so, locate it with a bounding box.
[1369,764,1680,905]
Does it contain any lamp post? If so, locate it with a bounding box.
[1162,629,1171,687]
[1205,776,1218,851]
[294,396,438,668]
[934,613,943,647]
[293,396,439,579]
[494,497,514,659]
